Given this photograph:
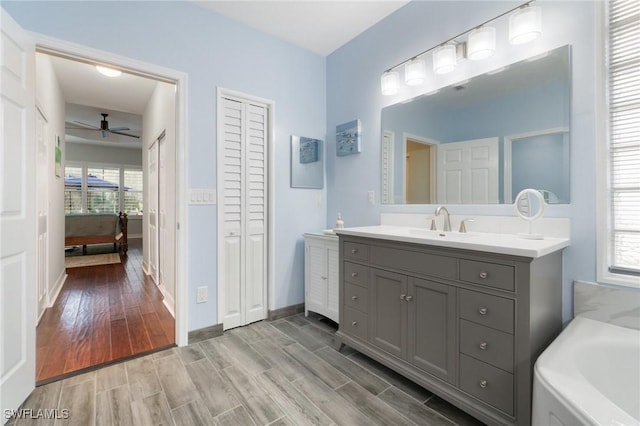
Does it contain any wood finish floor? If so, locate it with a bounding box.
[16,313,484,426]
[36,239,175,385]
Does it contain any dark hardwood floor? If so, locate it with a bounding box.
[36,238,175,385]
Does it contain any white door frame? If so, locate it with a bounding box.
[33,33,190,346]
[402,133,438,204]
[216,87,275,326]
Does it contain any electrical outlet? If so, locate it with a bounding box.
[196,286,208,303]
[368,190,375,206]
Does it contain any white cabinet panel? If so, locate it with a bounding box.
[304,233,339,323]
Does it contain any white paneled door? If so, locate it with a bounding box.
[436,137,499,204]
[148,139,159,283]
[219,95,268,330]
[36,107,49,319]
[1,8,36,416]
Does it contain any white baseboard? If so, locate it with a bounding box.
[142,261,150,276]
[48,270,67,308]
[161,285,176,318]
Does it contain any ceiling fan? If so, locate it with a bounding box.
[68,113,140,139]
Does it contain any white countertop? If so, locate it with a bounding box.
[334,225,570,258]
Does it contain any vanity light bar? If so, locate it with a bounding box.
[381,0,541,95]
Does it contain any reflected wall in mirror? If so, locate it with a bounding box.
[381,45,571,205]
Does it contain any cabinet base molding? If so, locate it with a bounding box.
[337,331,514,426]
[268,303,305,321]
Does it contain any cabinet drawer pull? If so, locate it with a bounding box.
[405,295,413,302]
[351,295,359,301]
[479,380,488,389]
[479,271,488,279]
[400,294,406,300]
[351,272,358,278]
[478,307,488,315]
[479,342,488,350]
[351,248,359,254]
[351,321,358,327]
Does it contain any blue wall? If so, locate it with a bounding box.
[3,0,327,331]
[326,1,597,322]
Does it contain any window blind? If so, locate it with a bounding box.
[607,0,640,275]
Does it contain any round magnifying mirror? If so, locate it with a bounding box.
[514,188,545,239]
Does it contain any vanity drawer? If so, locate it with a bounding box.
[459,289,514,334]
[460,319,514,373]
[344,262,369,287]
[344,241,369,262]
[342,306,368,341]
[345,282,368,313]
[369,245,458,280]
[460,354,514,416]
[460,259,515,292]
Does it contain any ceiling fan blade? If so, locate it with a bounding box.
[108,126,131,132]
[110,130,140,139]
[71,120,101,130]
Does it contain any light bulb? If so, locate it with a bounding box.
[381,71,400,95]
[405,58,426,86]
[433,44,457,74]
[468,26,496,60]
[509,6,542,45]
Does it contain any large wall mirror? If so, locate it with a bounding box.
[381,45,571,205]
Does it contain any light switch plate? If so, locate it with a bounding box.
[189,189,216,205]
[196,286,208,303]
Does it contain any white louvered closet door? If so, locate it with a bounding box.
[220,97,268,330]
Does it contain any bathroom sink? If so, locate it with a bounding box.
[334,225,570,258]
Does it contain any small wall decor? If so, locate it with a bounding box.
[336,119,362,156]
[54,135,62,177]
[291,135,324,189]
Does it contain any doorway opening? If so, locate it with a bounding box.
[33,46,183,384]
[404,134,436,204]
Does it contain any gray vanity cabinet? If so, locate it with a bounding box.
[337,235,563,426]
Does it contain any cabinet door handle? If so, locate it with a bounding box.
[400,294,406,300]
[479,380,488,389]
[352,321,358,327]
[351,272,358,278]
[351,295,358,301]
[479,271,488,279]
[479,342,488,350]
[351,248,359,254]
[405,295,413,302]
[478,307,488,315]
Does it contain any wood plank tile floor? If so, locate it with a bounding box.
[15,312,485,425]
[36,238,175,385]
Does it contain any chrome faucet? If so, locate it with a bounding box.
[434,206,451,232]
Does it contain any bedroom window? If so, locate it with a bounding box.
[598,0,640,286]
[64,164,143,215]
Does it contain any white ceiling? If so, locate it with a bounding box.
[195,0,409,56]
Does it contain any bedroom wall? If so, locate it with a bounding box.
[35,52,66,306]
[3,1,327,331]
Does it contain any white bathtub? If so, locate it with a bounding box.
[533,316,640,426]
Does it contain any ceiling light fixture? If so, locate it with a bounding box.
[96,65,122,78]
[380,0,540,95]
